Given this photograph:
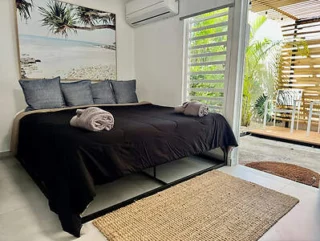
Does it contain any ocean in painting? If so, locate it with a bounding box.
[19,35,116,80]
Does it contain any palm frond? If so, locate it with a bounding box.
[246,38,281,78]
[39,2,115,37]
[101,13,116,27]
[39,0,77,37]
[75,6,115,27]
[254,94,272,121]
[249,15,267,40]
[75,6,99,26]
[16,0,33,21]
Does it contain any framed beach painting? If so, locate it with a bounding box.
[15,0,116,80]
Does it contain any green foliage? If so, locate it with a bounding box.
[188,10,283,117]
[76,6,101,26]
[254,94,272,122]
[241,76,253,126]
[241,16,281,126]
[254,94,284,123]
[292,39,310,57]
[39,1,77,37]
[188,8,228,108]
[16,0,33,21]
[188,13,309,112]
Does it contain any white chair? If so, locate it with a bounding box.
[263,89,303,133]
[306,101,320,136]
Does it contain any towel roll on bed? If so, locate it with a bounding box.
[70,107,114,132]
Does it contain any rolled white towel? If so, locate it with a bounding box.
[198,104,209,117]
[183,101,209,117]
[70,107,114,132]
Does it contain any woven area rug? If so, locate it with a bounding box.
[93,170,299,241]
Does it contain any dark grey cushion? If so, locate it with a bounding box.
[61,80,94,106]
[111,80,138,104]
[19,77,65,111]
[91,81,116,104]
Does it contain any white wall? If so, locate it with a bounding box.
[0,0,135,153]
[134,0,236,106]
[135,16,184,106]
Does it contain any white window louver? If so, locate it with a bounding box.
[183,7,232,114]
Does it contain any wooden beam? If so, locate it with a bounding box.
[283,30,320,37]
[284,39,320,47]
[282,23,320,32]
[254,0,298,20]
[282,69,320,74]
[281,77,320,82]
[252,0,308,12]
[289,47,320,52]
[282,17,320,28]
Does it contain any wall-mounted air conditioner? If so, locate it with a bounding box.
[126,0,179,27]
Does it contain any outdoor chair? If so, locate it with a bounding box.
[306,100,320,136]
[263,89,303,133]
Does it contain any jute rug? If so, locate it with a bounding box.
[246,161,320,188]
[93,170,299,241]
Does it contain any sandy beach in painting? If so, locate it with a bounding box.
[20,35,116,80]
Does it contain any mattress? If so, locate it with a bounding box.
[15,103,238,236]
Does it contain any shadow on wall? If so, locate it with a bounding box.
[14,88,26,111]
[3,89,25,151]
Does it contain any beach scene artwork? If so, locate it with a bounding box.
[16,0,116,80]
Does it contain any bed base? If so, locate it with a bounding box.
[81,154,226,223]
[18,152,226,226]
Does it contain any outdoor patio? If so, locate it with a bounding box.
[238,0,320,187]
[249,126,320,147]
[247,0,320,146]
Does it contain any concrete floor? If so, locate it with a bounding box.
[239,135,320,173]
[0,156,320,241]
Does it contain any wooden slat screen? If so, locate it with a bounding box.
[278,19,320,125]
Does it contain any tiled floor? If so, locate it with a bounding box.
[0,156,319,241]
[239,135,320,173]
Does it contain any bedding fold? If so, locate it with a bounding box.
[11,102,151,155]
[70,107,114,132]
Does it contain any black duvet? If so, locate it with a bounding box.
[17,104,238,236]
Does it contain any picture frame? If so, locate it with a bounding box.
[15,0,117,81]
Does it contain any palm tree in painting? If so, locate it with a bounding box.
[76,6,115,27]
[16,0,33,20]
[38,1,115,37]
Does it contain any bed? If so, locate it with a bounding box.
[12,102,238,236]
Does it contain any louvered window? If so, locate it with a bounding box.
[183,7,232,114]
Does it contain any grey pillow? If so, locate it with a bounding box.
[91,81,116,104]
[111,80,138,104]
[19,77,65,111]
[61,80,94,106]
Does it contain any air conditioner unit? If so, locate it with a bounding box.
[126,0,179,27]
